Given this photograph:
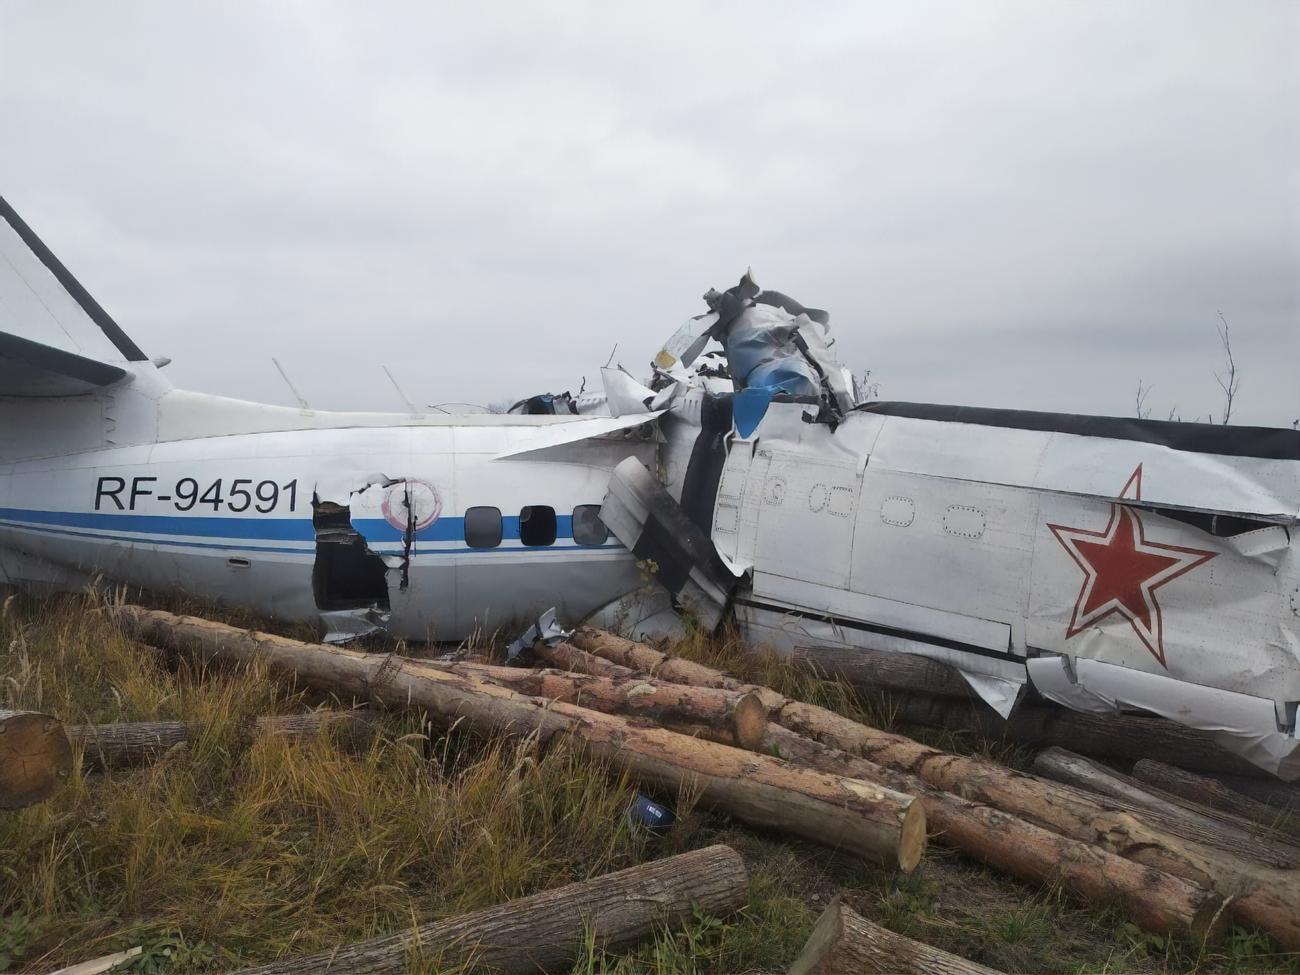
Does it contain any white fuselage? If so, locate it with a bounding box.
[0,380,656,642]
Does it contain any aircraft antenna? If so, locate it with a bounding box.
[382,364,420,414]
[271,357,311,410]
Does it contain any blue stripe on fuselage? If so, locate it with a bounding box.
[0,508,613,554]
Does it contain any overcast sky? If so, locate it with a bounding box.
[3,2,1297,425]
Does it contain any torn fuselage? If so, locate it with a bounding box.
[597,272,1300,778]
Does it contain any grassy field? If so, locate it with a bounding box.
[1,589,1297,974]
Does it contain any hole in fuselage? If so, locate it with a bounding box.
[311,498,391,611]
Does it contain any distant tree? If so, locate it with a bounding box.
[1133,313,1245,425]
[1133,380,1153,420]
[1212,311,1240,425]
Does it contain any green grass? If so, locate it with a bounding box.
[1,590,1298,973]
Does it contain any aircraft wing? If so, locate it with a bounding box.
[1,195,145,397]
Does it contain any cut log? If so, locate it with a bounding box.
[572,629,1300,948]
[1201,773,1300,812]
[885,693,1267,778]
[428,662,770,750]
[72,710,377,770]
[791,645,976,700]
[789,896,1003,975]
[760,724,1225,941]
[532,640,638,679]
[1032,748,1298,869]
[0,708,74,809]
[1132,759,1300,839]
[109,606,926,872]
[231,844,748,975]
[570,626,782,698]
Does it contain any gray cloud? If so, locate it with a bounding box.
[2,0,1296,425]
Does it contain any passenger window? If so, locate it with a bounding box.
[572,504,609,546]
[519,505,557,546]
[464,506,502,548]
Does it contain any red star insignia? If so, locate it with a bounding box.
[1047,465,1216,667]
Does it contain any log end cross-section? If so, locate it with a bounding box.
[0,708,74,809]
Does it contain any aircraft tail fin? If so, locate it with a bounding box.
[1,195,148,396]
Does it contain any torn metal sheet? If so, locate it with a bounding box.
[320,607,391,644]
[654,311,718,372]
[505,606,569,666]
[601,366,658,417]
[583,586,689,643]
[507,392,581,415]
[492,411,664,460]
[601,457,738,631]
[1028,655,1300,779]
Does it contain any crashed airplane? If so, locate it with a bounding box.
[2,196,1298,778]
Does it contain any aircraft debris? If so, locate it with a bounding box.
[504,606,567,666]
[48,945,144,975]
[2,195,1297,779]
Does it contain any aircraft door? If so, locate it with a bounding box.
[711,436,770,574]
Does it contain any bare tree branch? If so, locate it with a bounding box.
[1213,310,1240,425]
[1134,380,1152,420]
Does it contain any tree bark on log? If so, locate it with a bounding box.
[571,629,1300,948]
[0,708,73,809]
[570,626,783,699]
[788,897,1003,975]
[230,844,749,975]
[1132,759,1300,839]
[109,606,926,872]
[791,646,976,701]
[71,710,377,770]
[885,694,1267,778]
[1200,773,1300,812]
[802,715,1300,948]
[1032,748,1298,869]
[759,724,1225,941]
[532,640,638,679]
[424,662,770,750]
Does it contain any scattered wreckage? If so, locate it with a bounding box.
[22,604,1297,953]
[1,194,1297,780]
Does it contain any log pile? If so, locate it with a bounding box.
[99,606,1300,954]
[790,646,1273,779]
[562,627,1297,948]
[108,607,927,873]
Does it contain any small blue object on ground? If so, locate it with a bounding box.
[627,793,676,834]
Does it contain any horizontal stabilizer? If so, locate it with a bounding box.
[0,329,128,396]
[1,195,146,396]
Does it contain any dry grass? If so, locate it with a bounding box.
[1,593,1297,973]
